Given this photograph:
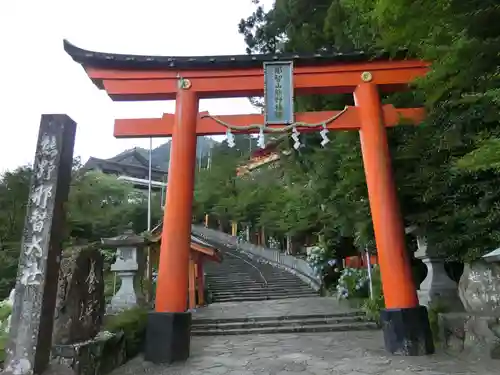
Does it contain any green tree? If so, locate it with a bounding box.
[0,166,32,298]
[0,163,163,299]
[233,0,500,262]
[68,170,162,241]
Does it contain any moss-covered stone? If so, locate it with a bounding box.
[104,307,148,359]
[51,331,125,375]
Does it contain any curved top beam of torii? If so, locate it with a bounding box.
[63,40,429,101]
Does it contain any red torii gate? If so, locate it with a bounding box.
[64,40,434,363]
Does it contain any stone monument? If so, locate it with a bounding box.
[49,245,127,375]
[439,248,500,358]
[3,115,76,375]
[102,226,149,313]
[52,245,105,345]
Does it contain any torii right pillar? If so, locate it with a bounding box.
[355,81,434,355]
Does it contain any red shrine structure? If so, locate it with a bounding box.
[64,40,433,363]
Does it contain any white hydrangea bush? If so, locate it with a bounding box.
[306,246,337,274]
[336,267,370,299]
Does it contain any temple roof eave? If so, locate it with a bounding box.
[63,40,409,71]
[84,157,167,175]
[148,232,222,263]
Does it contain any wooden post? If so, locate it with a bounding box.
[354,82,433,355]
[188,255,196,310]
[4,115,76,375]
[145,245,153,303]
[204,214,209,228]
[196,260,205,306]
[155,89,198,312]
[355,83,417,309]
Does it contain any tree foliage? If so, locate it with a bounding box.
[195,0,500,263]
[0,162,163,298]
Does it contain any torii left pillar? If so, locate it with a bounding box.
[145,88,198,364]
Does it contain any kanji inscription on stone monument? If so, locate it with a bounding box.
[3,114,76,375]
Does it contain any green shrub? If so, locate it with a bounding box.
[427,300,449,343]
[362,295,385,324]
[361,266,385,324]
[0,247,19,300]
[0,332,7,365]
[0,304,11,323]
[104,273,121,305]
[104,307,148,359]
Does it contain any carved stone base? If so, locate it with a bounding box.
[418,289,464,311]
[417,257,463,311]
[108,272,138,314]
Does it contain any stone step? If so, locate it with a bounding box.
[208,284,266,288]
[212,288,316,293]
[209,288,315,295]
[207,279,264,284]
[191,321,378,336]
[208,283,314,289]
[208,284,265,290]
[260,278,308,282]
[207,276,257,281]
[208,279,307,285]
[192,315,365,330]
[210,289,316,297]
[212,294,318,302]
[193,311,364,325]
[207,278,262,283]
[209,282,310,288]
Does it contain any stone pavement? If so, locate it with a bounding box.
[112,330,497,375]
[110,297,497,374]
[192,297,357,321]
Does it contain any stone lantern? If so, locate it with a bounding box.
[102,224,149,313]
[406,225,463,311]
[483,248,500,263]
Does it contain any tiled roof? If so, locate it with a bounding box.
[63,39,408,71]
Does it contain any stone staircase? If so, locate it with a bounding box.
[203,242,318,303]
[191,297,379,336]
[192,310,375,336]
[195,232,378,336]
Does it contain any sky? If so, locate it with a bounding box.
[0,0,273,173]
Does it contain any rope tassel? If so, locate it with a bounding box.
[320,123,330,147]
[226,128,235,148]
[291,127,301,150]
[257,126,266,149]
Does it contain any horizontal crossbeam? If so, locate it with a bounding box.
[87,60,429,100]
[114,105,424,138]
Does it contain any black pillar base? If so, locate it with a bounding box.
[144,311,191,364]
[381,306,435,356]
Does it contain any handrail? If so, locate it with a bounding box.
[194,232,268,286]
[224,248,269,287]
